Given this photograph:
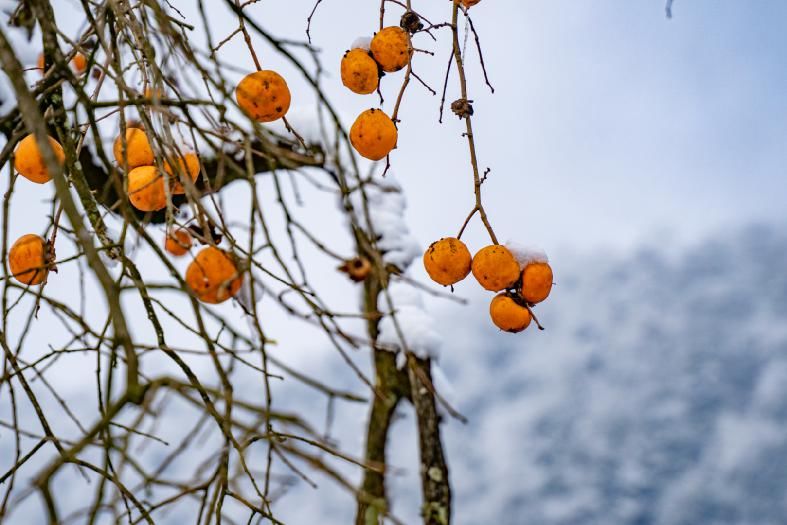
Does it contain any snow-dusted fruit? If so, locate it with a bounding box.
[164,152,200,194]
[127,166,167,212]
[370,26,411,73]
[185,246,243,304]
[341,49,379,95]
[113,128,154,169]
[8,234,49,285]
[165,229,192,257]
[520,262,553,304]
[235,70,291,123]
[423,237,472,286]
[350,108,398,160]
[489,293,531,333]
[14,134,65,184]
[471,245,520,291]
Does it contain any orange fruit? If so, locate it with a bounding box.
[185,246,243,304]
[341,48,379,95]
[164,152,200,194]
[113,128,154,169]
[127,166,167,212]
[14,134,65,184]
[471,245,520,291]
[349,108,397,161]
[456,0,481,7]
[423,237,472,286]
[489,294,531,333]
[37,53,45,71]
[235,70,291,123]
[520,262,553,304]
[165,229,192,257]
[8,234,49,286]
[71,53,87,73]
[370,27,411,73]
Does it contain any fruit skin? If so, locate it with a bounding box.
[370,27,411,73]
[235,70,291,123]
[14,134,65,184]
[164,152,200,194]
[489,293,532,333]
[9,234,49,286]
[471,245,520,292]
[127,166,167,212]
[341,49,379,95]
[113,128,154,169]
[423,237,472,286]
[71,53,87,73]
[456,0,482,7]
[165,229,192,257]
[520,262,553,304]
[349,108,398,161]
[185,246,243,304]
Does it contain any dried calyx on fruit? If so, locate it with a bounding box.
[338,256,372,282]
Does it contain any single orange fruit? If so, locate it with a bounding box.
[165,229,192,257]
[14,134,65,184]
[235,70,291,123]
[127,166,167,212]
[350,108,398,161]
[423,237,472,286]
[113,128,154,169]
[185,246,243,304]
[8,234,49,285]
[456,0,481,7]
[520,262,553,304]
[489,294,531,333]
[37,53,45,71]
[341,48,379,95]
[164,152,200,194]
[471,245,520,291]
[71,53,87,73]
[370,27,411,73]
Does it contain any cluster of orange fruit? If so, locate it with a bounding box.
[9,129,243,304]
[423,238,553,333]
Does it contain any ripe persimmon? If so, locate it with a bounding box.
[8,234,49,285]
[113,128,154,169]
[341,48,379,95]
[165,229,192,257]
[520,262,553,304]
[164,152,200,194]
[350,108,397,161]
[423,237,472,286]
[14,134,65,184]
[71,53,87,73]
[235,70,291,123]
[489,293,531,333]
[185,246,243,304]
[370,27,411,73]
[127,166,167,212]
[471,245,520,291]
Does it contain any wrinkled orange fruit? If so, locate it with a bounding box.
[370,27,411,73]
[423,237,472,286]
[235,70,291,123]
[520,262,553,304]
[14,134,65,184]
[113,128,154,169]
[489,294,531,333]
[127,166,167,212]
[8,234,49,286]
[341,48,379,95]
[350,108,397,161]
[185,246,243,304]
[71,53,87,73]
[165,229,192,257]
[471,245,520,291]
[164,152,200,194]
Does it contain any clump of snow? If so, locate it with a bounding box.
[268,105,325,147]
[377,283,441,360]
[350,36,372,51]
[363,175,421,271]
[505,241,548,270]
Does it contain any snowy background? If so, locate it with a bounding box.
[1,0,787,523]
